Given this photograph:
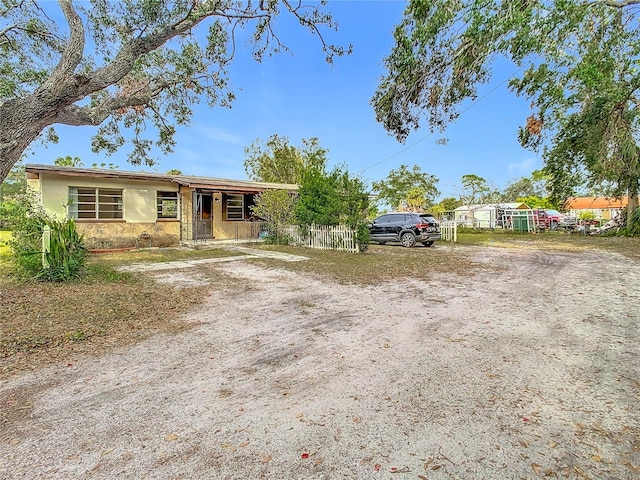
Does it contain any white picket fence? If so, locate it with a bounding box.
[439,220,458,242]
[282,224,359,253]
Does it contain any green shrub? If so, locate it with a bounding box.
[38,218,87,281]
[5,193,87,280]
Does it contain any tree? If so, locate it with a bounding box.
[457,174,496,226]
[501,170,549,202]
[372,0,640,222]
[295,165,370,248]
[458,174,492,207]
[429,196,462,219]
[54,156,83,167]
[166,169,183,175]
[0,0,350,182]
[250,189,297,244]
[438,197,462,212]
[515,195,555,210]
[371,164,439,211]
[244,135,328,184]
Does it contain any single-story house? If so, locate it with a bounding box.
[565,196,628,221]
[25,164,297,250]
[454,203,530,228]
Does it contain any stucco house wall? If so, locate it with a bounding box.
[28,170,181,249]
[26,164,298,250]
[565,197,628,221]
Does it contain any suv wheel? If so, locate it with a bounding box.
[400,232,416,248]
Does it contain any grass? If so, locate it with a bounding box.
[1,232,638,379]
[453,229,640,259]
[248,243,489,284]
[0,255,213,379]
[0,230,11,257]
[90,245,248,266]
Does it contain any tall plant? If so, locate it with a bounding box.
[6,192,86,280]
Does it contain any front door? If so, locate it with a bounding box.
[192,192,213,240]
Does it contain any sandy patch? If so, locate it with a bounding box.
[1,246,638,479]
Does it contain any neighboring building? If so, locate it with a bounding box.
[565,196,628,221]
[454,203,530,228]
[26,164,297,250]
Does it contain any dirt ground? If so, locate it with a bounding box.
[1,245,639,479]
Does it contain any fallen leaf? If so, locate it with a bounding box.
[301,453,309,459]
[239,441,250,448]
[165,433,178,442]
[418,476,428,480]
[532,463,542,475]
[591,454,602,462]
[352,417,362,423]
[221,443,236,451]
[549,442,558,448]
[374,464,381,472]
[262,455,272,463]
[523,417,530,422]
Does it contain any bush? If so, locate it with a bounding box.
[5,193,87,280]
[38,218,87,281]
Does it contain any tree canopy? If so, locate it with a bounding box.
[501,170,549,202]
[458,174,496,206]
[244,135,328,184]
[371,164,439,211]
[0,0,350,182]
[372,0,640,219]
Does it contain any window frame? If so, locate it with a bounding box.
[225,193,244,221]
[69,187,123,220]
[156,191,179,219]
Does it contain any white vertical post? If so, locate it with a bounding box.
[42,225,51,269]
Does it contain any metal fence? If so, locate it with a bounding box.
[180,220,266,243]
[282,224,359,253]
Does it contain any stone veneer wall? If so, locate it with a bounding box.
[77,221,180,250]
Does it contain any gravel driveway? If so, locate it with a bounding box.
[1,246,639,479]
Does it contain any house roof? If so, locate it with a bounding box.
[25,164,298,193]
[565,196,628,210]
[454,202,529,211]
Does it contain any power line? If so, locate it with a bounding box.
[419,114,521,164]
[358,70,521,174]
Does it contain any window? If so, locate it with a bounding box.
[69,187,123,219]
[157,191,178,219]
[225,194,244,220]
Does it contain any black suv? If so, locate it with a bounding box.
[368,212,441,247]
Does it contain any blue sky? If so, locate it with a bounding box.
[27,0,541,200]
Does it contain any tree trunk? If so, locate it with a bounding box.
[0,98,49,182]
[627,186,639,223]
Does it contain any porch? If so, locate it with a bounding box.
[180,220,267,247]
